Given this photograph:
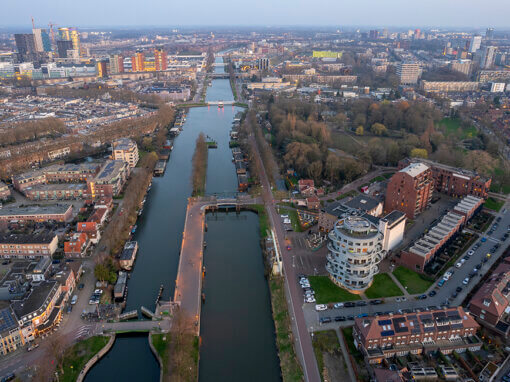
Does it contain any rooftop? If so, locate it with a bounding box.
[11,280,58,319]
[0,231,57,245]
[344,194,380,212]
[0,204,72,217]
[399,162,430,178]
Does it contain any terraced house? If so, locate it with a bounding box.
[0,232,58,258]
[353,307,481,364]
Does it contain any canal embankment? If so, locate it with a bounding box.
[76,335,115,382]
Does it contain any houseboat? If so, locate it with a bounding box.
[119,241,139,271]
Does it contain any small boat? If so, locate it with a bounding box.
[131,225,137,234]
[138,208,144,216]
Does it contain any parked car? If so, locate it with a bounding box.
[467,250,474,256]
[344,302,356,308]
[319,317,331,324]
[428,290,436,297]
[315,304,328,311]
[334,316,346,322]
[71,295,78,305]
[463,277,470,285]
[78,283,84,290]
[417,294,427,300]
[356,301,367,307]
[333,302,344,309]
[437,279,446,287]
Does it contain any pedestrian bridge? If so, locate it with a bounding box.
[100,319,171,334]
[207,100,235,106]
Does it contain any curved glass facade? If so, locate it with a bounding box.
[326,216,385,292]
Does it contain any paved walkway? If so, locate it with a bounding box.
[388,271,411,298]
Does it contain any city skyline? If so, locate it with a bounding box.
[0,0,509,28]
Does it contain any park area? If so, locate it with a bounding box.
[364,273,403,299]
[438,117,477,139]
[392,266,434,295]
[308,276,361,304]
[59,336,110,382]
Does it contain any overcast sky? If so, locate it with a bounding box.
[1,0,509,29]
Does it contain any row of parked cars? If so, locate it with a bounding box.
[318,304,452,324]
[299,275,316,303]
[315,299,384,312]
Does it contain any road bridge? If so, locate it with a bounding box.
[207,100,235,106]
[209,72,229,79]
[99,318,171,333]
[174,195,260,334]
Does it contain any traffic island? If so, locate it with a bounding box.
[269,276,304,382]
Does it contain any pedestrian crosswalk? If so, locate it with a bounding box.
[74,325,92,340]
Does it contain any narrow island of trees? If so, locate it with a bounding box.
[191,132,208,196]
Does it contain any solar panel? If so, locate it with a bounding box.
[451,323,463,329]
[378,320,392,326]
[381,330,395,337]
[407,315,417,320]
[423,326,435,332]
[433,311,446,318]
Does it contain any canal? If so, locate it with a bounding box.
[86,55,280,381]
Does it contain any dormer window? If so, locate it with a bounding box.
[483,299,491,307]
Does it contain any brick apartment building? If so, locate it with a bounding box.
[86,160,129,198]
[399,158,491,199]
[23,183,87,201]
[385,162,434,219]
[469,258,510,339]
[0,232,58,258]
[353,307,481,364]
[0,204,73,224]
[398,196,483,272]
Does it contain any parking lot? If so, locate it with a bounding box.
[301,202,510,331]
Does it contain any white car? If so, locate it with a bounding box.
[305,297,316,303]
[455,262,462,268]
[462,277,470,285]
[467,250,474,256]
[315,304,328,311]
[333,302,344,309]
[94,289,103,295]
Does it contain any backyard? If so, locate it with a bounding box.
[308,276,361,304]
[364,273,403,299]
[392,266,434,295]
[485,197,505,212]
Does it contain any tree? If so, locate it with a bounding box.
[410,148,428,159]
[307,161,323,182]
[355,126,364,136]
[370,123,388,136]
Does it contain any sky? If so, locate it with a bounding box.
[1,0,509,29]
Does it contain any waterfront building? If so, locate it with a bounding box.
[353,307,481,364]
[119,241,139,271]
[86,160,129,197]
[326,215,385,292]
[113,138,139,168]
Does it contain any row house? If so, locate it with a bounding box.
[0,204,73,224]
[23,183,87,201]
[353,307,481,364]
[469,258,510,340]
[0,232,58,258]
[0,307,25,356]
[64,232,90,257]
[398,196,483,273]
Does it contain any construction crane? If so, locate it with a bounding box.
[48,21,58,46]
[31,16,35,30]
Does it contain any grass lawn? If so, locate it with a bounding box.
[382,172,394,179]
[364,273,403,299]
[248,204,270,238]
[392,266,434,294]
[485,197,505,212]
[312,330,341,379]
[151,334,169,374]
[59,336,110,382]
[308,276,361,304]
[370,175,385,183]
[438,117,477,139]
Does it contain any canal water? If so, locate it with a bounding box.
[86,55,280,381]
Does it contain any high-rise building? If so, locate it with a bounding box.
[58,27,80,55]
[326,215,385,292]
[56,40,74,58]
[131,51,145,72]
[469,35,482,53]
[480,46,497,69]
[14,34,36,61]
[97,60,108,78]
[33,28,51,52]
[154,47,167,71]
[109,55,124,74]
[449,59,473,76]
[486,27,494,40]
[414,29,421,39]
[257,58,269,70]
[369,30,379,39]
[385,162,434,219]
[396,62,421,84]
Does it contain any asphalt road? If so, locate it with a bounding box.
[249,134,321,382]
[306,201,510,332]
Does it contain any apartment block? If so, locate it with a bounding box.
[0,232,58,258]
[399,158,491,199]
[0,204,73,224]
[396,62,421,84]
[421,81,479,93]
[0,307,25,356]
[86,160,129,198]
[113,138,139,168]
[385,163,434,219]
[353,307,481,364]
[0,182,11,200]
